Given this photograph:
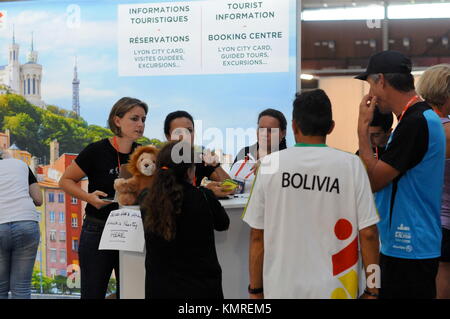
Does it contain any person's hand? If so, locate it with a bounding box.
[359,288,379,299]
[87,190,109,210]
[358,94,377,135]
[202,149,220,167]
[206,181,236,197]
[249,293,264,299]
[359,292,378,300]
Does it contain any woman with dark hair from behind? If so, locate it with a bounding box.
[140,141,229,299]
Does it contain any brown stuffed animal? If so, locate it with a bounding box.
[114,145,158,206]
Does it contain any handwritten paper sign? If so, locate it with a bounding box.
[99,207,145,252]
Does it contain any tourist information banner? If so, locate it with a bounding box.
[0,0,297,159]
[118,0,290,76]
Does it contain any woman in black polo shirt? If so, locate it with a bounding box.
[163,110,233,197]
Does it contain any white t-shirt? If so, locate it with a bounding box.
[242,145,379,299]
[0,158,38,224]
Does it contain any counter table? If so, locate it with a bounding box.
[118,195,251,299]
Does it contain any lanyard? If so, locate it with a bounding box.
[397,95,422,123]
[235,156,249,178]
[433,106,444,118]
[112,136,121,172]
[244,170,254,180]
[235,156,254,180]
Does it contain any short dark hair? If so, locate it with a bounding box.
[163,111,194,136]
[293,89,333,137]
[371,107,393,132]
[371,73,415,92]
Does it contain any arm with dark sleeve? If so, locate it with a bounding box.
[380,116,428,174]
[361,115,428,192]
[74,143,95,176]
[60,142,108,210]
[202,187,230,231]
[28,167,42,206]
[209,164,231,183]
[28,167,37,185]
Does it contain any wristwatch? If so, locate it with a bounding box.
[363,288,379,297]
[248,285,263,294]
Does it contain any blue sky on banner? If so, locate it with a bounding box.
[0,0,297,157]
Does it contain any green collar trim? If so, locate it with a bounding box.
[295,143,327,147]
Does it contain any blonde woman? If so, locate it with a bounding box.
[417,64,450,299]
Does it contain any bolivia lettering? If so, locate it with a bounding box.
[282,172,340,194]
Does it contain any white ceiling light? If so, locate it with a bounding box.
[389,3,450,19]
[302,5,384,21]
[300,74,315,80]
[302,2,450,21]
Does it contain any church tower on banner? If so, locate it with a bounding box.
[0,29,45,108]
[72,57,80,117]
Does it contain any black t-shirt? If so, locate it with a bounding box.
[195,161,216,186]
[233,143,258,164]
[355,146,387,159]
[28,168,37,185]
[75,138,139,221]
[141,183,229,298]
[233,142,287,164]
[380,102,430,174]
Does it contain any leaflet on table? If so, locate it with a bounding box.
[99,208,145,253]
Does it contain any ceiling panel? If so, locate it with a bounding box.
[302,0,450,9]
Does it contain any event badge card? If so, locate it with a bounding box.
[99,208,145,253]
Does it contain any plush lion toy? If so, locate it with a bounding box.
[114,145,159,206]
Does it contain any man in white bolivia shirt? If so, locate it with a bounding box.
[242,89,380,299]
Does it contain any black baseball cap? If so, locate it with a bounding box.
[355,50,412,80]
